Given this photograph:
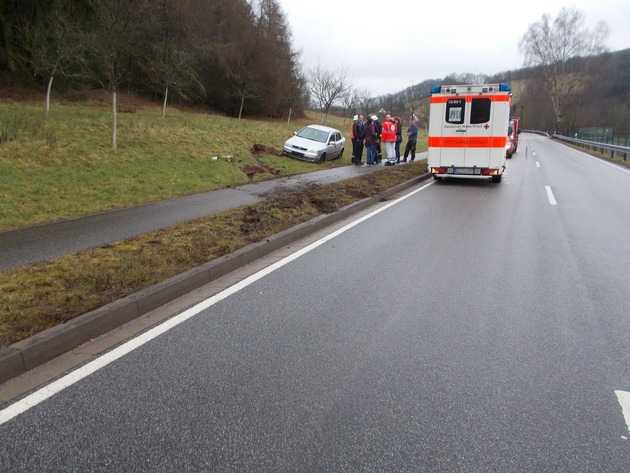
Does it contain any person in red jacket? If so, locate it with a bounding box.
[381,114,398,165]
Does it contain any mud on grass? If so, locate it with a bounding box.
[0,162,426,346]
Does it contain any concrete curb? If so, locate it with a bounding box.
[0,172,431,384]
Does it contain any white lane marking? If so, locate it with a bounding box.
[545,185,557,206]
[0,180,436,426]
[536,161,541,168]
[615,390,630,436]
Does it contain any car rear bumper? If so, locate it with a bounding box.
[434,174,493,180]
[431,166,504,178]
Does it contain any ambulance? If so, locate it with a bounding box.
[428,83,512,183]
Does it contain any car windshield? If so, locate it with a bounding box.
[297,127,329,143]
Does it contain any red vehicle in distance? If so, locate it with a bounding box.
[506,117,520,158]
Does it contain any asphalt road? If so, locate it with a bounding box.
[0,161,399,272]
[1,135,629,471]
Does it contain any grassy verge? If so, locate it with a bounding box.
[0,161,427,347]
[0,95,427,231]
[559,140,630,168]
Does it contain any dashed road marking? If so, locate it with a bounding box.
[615,390,630,436]
[545,185,557,206]
[536,161,541,168]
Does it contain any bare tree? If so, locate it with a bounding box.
[18,1,79,118]
[341,88,358,121]
[148,0,204,118]
[309,65,351,124]
[519,7,608,129]
[83,0,150,150]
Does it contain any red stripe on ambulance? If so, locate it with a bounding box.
[430,95,511,104]
[428,136,508,148]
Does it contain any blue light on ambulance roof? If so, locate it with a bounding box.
[430,85,441,94]
[499,83,511,92]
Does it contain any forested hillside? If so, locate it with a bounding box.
[0,0,308,118]
[370,49,630,136]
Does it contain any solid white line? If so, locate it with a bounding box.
[615,390,630,435]
[536,161,541,168]
[0,180,436,426]
[545,185,557,206]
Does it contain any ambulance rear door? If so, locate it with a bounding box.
[441,97,467,168]
[465,96,493,168]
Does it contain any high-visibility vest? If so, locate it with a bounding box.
[381,120,397,142]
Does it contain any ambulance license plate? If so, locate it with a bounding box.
[448,167,481,175]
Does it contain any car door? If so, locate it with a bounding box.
[326,133,337,158]
[334,133,343,157]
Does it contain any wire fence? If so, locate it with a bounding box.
[573,133,630,147]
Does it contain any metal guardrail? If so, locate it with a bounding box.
[521,129,550,137]
[552,134,630,161]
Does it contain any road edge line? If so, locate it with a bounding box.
[0,172,432,386]
[0,176,435,425]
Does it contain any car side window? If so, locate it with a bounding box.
[445,98,465,125]
[335,133,341,141]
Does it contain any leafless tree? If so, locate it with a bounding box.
[18,1,80,118]
[82,0,150,150]
[148,0,204,118]
[222,39,261,121]
[309,65,351,124]
[519,7,608,128]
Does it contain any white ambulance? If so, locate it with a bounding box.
[428,83,512,183]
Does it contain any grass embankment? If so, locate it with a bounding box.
[0,162,426,347]
[0,96,427,231]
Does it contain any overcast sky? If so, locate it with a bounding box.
[279,0,630,96]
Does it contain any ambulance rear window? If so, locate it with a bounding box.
[470,98,491,124]
[445,99,465,124]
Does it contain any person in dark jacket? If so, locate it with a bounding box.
[394,116,403,163]
[403,115,419,162]
[351,114,366,165]
[372,115,383,164]
[364,116,378,166]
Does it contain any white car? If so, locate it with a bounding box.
[283,125,346,163]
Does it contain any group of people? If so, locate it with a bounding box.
[351,113,419,166]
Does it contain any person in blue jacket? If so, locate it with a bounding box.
[403,115,419,162]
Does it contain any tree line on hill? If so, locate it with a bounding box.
[0,0,308,141]
[367,8,629,137]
